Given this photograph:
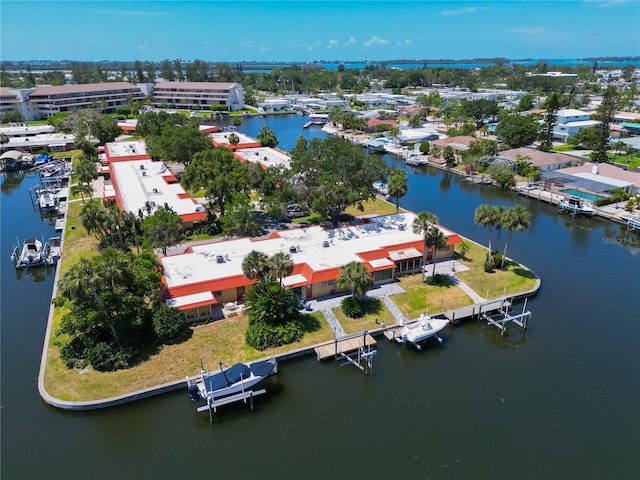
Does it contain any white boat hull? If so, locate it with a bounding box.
[397,315,449,348]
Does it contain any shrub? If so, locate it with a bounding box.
[492,252,503,267]
[484,259,496,273]
[341,296,364,318]
[60,337,88,369]
[153,304,187,341]
[245,320,304,350]
[87,342,133,371]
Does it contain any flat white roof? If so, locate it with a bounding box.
[110,159,203,217]
[107,140,147,158]
[0,125,55,136]
[235,147,291,169]
[161,212,457,289]
[210,131,258,145]
[4,133,75,148]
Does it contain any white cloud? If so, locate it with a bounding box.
[138,45,147,51]
[345,37,357,47]
[239,41,256,48]
[327,39,339,49]
[441,7,489,16]
[364,36,389,47]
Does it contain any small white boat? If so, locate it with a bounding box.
[12,237,48,268]
[559,197,597,216]
[396,314,449,350]
[38,190,58,212]
[187,359,277,411]
[372,181,389,195]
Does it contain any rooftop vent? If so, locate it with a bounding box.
[289,246,297,253]
[152,188,158,194]
[398,223,406,231]
[140,165,145,170]
[142,171,147,176]
[216,255,225,264]
[322,241,330,248]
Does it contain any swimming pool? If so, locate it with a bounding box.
[561,188,605,202]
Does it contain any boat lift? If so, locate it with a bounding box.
[481,297,532,336]
[314,330,378,375]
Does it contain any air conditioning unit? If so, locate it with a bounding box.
[216,255,225,264]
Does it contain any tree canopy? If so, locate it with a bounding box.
[182,147,252,216]
[496,113,540,149]
[141,206,184,255]
[288,136,388,226]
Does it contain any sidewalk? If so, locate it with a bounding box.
[303,261,485,332]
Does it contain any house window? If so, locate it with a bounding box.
[320,280,335,287]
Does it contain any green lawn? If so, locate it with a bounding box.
[45,310,334,401]
[332,297,396,333]
[391,274,474,320]
[455,241,539,300]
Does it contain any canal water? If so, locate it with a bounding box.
[2,116,639,479]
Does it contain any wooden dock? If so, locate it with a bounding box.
[314,334,377,361]
[443,299,509,323]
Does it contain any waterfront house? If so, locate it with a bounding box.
[499,147,579,172]
[552,108,600,144]
[160,212,461,322]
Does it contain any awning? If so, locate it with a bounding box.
[282,273,308,288]
[388,247,422,261]
[368,258,395,271]
[166,291,217,311]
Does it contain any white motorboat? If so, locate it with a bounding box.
[396,314,449,350]
[12,237,48,268]
[187,359,277,411]
[559,197,597,216]
[372,181,389,195]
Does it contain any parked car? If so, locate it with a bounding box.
[337,212,355,222]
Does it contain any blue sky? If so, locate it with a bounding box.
[2,1,638,62]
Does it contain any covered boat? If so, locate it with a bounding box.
[187,359,277,411]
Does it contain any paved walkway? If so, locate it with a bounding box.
[302,262,485,333]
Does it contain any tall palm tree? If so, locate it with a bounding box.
[80,200,108,240]
[494,205,506,252]
[337,261,371,300]
[270,252,294,288]
[425,226,447,279]
[412,211,439,282]
[96,248,128,290]
[387,167,408,214]
[387,125,401,146]
[474,205,498,257]
[242,250,270,285]
[501,205,532,269]
[57,258,121,345]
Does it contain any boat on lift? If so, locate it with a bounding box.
[187,359,277,412]
[396,314,449,350]
[11,237,48,268]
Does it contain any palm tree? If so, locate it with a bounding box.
[270,252,294,288]
[242,250,270,285]
[336,261,371,300]
[500,205,532,269]
[96,248,128,290]
[494,205,506,252]
[474,205,498,257]
[387,125,401,146]
[72,182,92,203]
[412,211,439,282]
[57,258,120,345]
[425,226,447,279]
[80,200,108,241]
[387,167,408,214]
